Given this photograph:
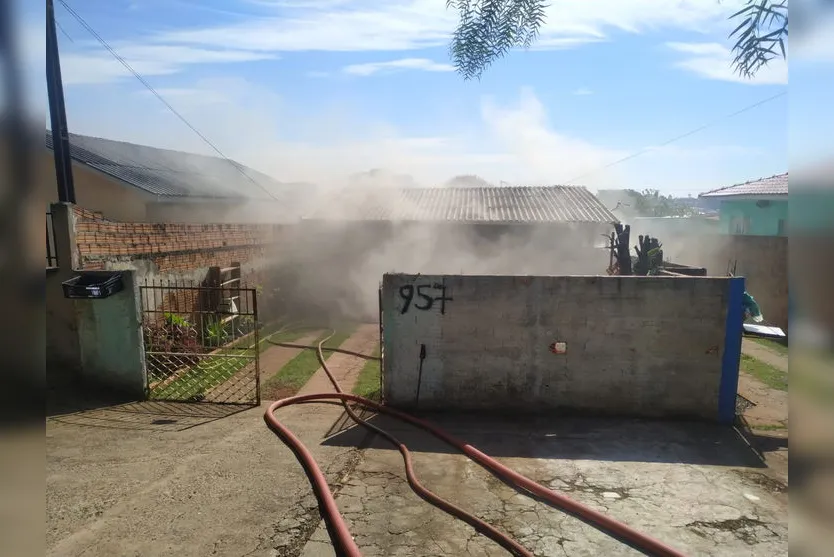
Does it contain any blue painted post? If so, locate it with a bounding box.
[718,276,745,424]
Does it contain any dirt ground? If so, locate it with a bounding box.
[297,324,379,396]
[735,337,789,482]
[736,374,789,482]
[260,331,322,401]
[46,399,360,557]
[47,327,789,557]
[741,339,788,373]
[45,325,381,557]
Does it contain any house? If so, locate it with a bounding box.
[698,173,788,236]
[43,130,306,224]
[281,185,619,320]
[689,173,789,330]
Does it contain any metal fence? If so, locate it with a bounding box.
[139,268,260,405]
[46,211,58,268]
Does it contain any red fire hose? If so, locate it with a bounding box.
[264,333,687,557]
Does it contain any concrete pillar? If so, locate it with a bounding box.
[46,202,81,380]
[75,269,146,398]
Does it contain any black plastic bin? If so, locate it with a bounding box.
[62,271,124,299]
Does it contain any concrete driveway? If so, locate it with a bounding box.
[46,399,360,557]
[302,414,788,557]
[48,400,788,557]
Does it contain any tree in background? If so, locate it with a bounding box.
[629,188,697,218]
[446,0,788,80]
[444,174,494,187]
[597,188,699,218]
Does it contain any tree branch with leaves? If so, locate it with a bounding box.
[447,0,788,80]
[728,0,788,78]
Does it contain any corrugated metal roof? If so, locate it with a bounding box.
[700,173,788,198]
[307,186,618,224]
[45,130,285,200]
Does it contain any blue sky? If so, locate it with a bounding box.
[27,0,809,195]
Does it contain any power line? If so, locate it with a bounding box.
[55,0,280,201]
[565,90,788,185]
[56,19,74,42]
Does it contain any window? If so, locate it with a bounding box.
[730,216,750,235]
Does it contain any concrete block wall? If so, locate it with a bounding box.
[700,235,787,331]
[381,274,744,422]
[75,270,146,398]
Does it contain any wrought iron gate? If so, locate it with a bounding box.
[140,268,260,405]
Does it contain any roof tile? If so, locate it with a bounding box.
[700,173,788,198]
[45,130,287,200]
[306,186,618,224]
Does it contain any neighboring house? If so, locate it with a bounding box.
[286,185,619,319]
[688,173,789,330]
[43,130,306,223]
[305,184,616,225]
[698,173,788,236]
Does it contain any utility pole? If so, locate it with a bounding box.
[46,0,76,203]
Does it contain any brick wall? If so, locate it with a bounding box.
[71,206,283,275]
[381,274,738,421]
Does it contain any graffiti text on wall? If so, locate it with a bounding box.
[399,283,453,315]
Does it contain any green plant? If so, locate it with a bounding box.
[164,312,190,328]
[741,354,787,391]
[353,345,381,400]
[446,0,788,80]
[204,319,230,346]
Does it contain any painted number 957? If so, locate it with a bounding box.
[399,283,453,315]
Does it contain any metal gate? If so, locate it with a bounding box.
[140,267,260,405]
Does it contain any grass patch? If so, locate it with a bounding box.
[749,336,789,356]
[353,344,381,400]
[263,327,356,394]
[150,323,311,401]
[151,350,251,401]
[753,423,788,431]
[741,354,788,392]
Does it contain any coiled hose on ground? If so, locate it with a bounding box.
[264,332,687,557]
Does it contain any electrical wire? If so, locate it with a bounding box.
[55,0,280,201]
[565,90,788,185]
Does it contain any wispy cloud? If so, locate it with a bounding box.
[666,42,788,85]
[343,58,454,76]
[56,0,752,86]
[572,88,593,96]
[480,87,626,184]
[67,76,762,194]
[60,44,276,85]
[148,0,742,55]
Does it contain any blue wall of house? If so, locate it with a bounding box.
[719,199,788,236]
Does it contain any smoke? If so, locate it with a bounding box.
[56,75,767,323]
[265,178,610,322]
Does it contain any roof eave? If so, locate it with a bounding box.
[699,192,788,201]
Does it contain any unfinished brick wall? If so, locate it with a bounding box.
[70,206,285,323]
[72,206,283,275]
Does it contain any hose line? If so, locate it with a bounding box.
[264,331,687,557]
